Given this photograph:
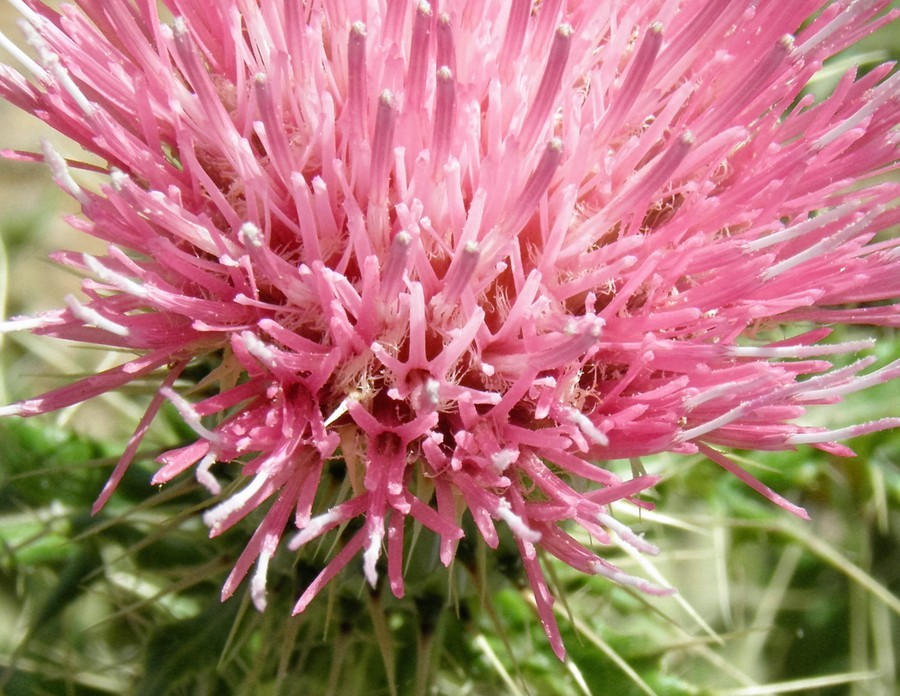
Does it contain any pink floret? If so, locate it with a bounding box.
[1,0,899,658]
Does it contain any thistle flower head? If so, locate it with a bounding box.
[2,0,899,658]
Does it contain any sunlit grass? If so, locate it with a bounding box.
[3,390,896,693]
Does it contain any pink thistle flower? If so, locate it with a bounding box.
[2,0,899,659]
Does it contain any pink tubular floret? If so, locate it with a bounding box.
[1,0,899,659]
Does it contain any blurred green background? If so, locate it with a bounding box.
[0,3,898,694]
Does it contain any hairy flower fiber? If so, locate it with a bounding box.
[1,0,899,658]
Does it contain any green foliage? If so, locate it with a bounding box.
[138,601,241,696]
[1,407,896,694]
